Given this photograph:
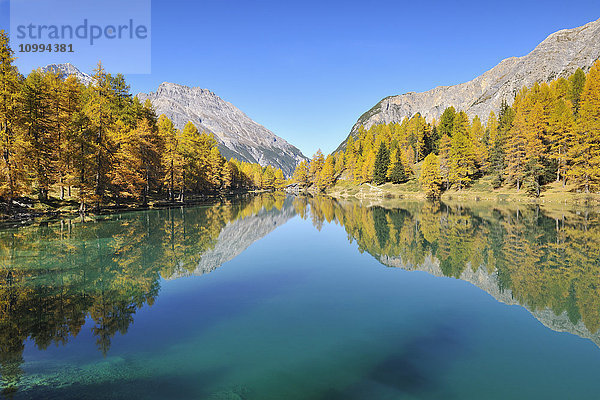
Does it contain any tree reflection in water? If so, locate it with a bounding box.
[0,193,286,395]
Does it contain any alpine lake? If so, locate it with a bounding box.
[1,194,600,399]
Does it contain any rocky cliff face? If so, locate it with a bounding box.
[138,83,307,176]
[340,17,600,150]
[380,254,600,348]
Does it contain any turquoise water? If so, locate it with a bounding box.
[1,195,600,399]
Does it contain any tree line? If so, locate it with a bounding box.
[0,31,285,211]
[294,60,600,198]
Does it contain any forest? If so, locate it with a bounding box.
[0,31,286,212]
[295,60,600,198]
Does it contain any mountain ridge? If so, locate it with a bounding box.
[40,63,307,176]
[337,17,600,152]
[138,82,307,176]
[40,62,94,86]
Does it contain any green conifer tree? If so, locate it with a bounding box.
[388,147,407,184]
[373,141,390,185]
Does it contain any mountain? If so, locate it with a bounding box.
[40,63,94,86]
[41,63,307,176]
[338,17,600,151]
[138,83,307,176]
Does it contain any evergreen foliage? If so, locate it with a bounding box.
[388,147,407,184]
[373,142,390,185]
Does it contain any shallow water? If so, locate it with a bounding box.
[1,194,600,399]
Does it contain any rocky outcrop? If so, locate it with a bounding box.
[339,17,600,150]
[138,83,307,176]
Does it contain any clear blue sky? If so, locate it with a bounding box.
[1,0,600,156]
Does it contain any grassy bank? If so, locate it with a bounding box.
[325,175,600,208]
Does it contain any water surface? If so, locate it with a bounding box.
[1,194,600,399]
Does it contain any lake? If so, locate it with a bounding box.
[1,194,600,399]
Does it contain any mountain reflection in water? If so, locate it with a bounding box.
[1,194,599,396]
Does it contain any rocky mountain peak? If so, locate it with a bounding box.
[38,64,307,175]
[138,83,307,175]
[339,17,600,151]
[40,63,94,86]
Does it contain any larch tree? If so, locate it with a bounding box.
[318,154,336,190]
[84,62,117,208]
[420,153,443,199]
[178,121,201,199]
[506,90,529,191]
[344,135,357,179]
[112,119,146,202]
[21,70,56,200]
[523,101,547,197]
[569,60,600,192]
[334,151,345,177]
[485,110,498,140]
[274,168,286,189]
[449,111,475,190]
[292,160,310,187]
[58,75,83,199]
[158,115,183,201]
[221,160,235,189]
[45,70,69,199]
[438,132,452,190]
[208,146,224,188]
[262,166,276,190]
[569,68,586,114]
[489,101,514,188]
[471,115,488,173]
[548,98,574,185]
[0,31,25,202]
[309,150,325,185]
[360,148,376,184]
[64,76,94,207]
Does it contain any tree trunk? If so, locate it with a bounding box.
[170,161,174,202]
[3,146,15,204]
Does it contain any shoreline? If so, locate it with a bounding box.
[0,190,278,227]
[4,182,600,227]
[323,180,600,210]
